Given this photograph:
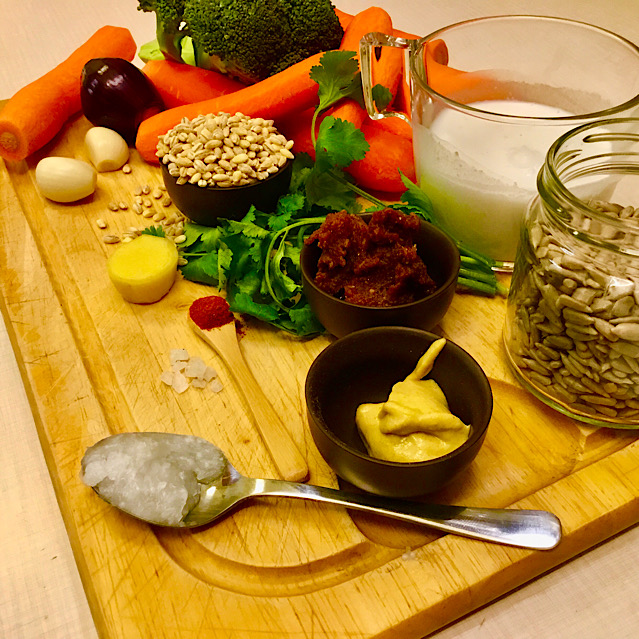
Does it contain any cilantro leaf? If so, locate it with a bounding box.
[304,163,361,213]
[316,116,369,168]
[180,251,220,286]
[310,51,362,111]
[141,225,166,237]
[398,171,435,218]
[372,84,393,111]
[289,153,315,192]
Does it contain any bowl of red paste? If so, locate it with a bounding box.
[301,209,460,338]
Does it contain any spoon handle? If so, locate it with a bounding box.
[254,479,561,550]
[190,319,309,483]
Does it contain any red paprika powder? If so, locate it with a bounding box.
[189,295,234,330]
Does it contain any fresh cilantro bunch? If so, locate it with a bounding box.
[178,193,325,336]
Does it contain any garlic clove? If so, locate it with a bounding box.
[35,156,97,203]
[85,126,129,172]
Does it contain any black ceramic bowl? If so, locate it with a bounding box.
[305,327,492,497]
[161,160,292,226]
[300,215,460,338]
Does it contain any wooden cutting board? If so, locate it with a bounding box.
[1,112,638,639]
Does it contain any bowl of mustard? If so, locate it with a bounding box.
[305,327,493,497]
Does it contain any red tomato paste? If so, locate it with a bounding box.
[305,209,436,307]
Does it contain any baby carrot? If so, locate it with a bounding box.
[135,52,324,164]
[0,25,137,162]
[141,60,244,109]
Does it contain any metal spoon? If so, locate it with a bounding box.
[81,432,562,550]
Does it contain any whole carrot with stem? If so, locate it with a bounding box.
[0,26,137,162]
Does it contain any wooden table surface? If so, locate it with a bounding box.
[1,1,639,638]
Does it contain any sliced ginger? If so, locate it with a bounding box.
[107,234,178,304]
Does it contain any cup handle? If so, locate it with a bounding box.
[359,32,415,124]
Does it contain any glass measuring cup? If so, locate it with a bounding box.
[360,16,639,267]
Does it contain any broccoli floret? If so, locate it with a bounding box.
[141,0,344,85]
[138,0,184,22]
[138,1,187,63]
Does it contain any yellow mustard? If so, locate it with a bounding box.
[356,339,470,462]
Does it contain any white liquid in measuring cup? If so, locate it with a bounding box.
[414,100,575,263]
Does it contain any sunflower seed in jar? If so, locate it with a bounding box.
[506,198,639,423]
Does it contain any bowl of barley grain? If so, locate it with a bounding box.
[157,111,293,226]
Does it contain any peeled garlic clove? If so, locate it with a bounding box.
[85,126,129,172]
[35,156,97,203]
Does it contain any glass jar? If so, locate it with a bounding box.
[504,118,639,428]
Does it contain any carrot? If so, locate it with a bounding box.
[271,107,414,194]
[324,99,368,138]
[277,107,315,157]
[369,114,413,141]
[278,100,368,160]
[346,121,415,193]
[334,8,354,31]
[393,72,411,116]
[340,7,403,103]
[340,7,393,54]
[278,115,415,194]
[333,8,419,40]
[393,39,450,116]
[424,43,507,103]
[0,26,136,163]
[425,39,449,67]
[141,60,244,109]
[135,52,325,164]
